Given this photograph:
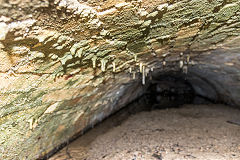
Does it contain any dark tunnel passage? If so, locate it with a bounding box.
[49,66,240,160]
[47,48,240,160]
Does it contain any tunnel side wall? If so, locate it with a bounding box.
[188,44,240,107]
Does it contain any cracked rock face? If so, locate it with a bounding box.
[0,0,240,159]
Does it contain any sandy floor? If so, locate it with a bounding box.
[49,104,240,160]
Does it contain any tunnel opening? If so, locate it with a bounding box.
[49,69,240,160]
[146,71,198,109]
[139,70,215,112]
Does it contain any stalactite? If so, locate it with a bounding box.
[134,54,137,62]
[163,60,166,66]
[145,67,149,77]
[112,61,116,72]
[133,71,136,79]
[179,60,183,68]
[76,48,83,58]
[92,56,97,68]
[129,67,132,73]
[180,52,183,57]
[183,65,188,74]
[100,59,107,72]
[139,62,143,73]
[142,65,145,85]
[28,118,33,130]
[187,55,190,64]
[162,53,168,67]
[179,52,184,69]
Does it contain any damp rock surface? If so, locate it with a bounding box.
[50,104,240,160]
[0,0,240,159]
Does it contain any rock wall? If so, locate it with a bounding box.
[188,37,240,106]
[0,0,240,159]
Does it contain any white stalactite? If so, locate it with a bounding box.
[183,65,188,74]
[101,59,107,72]
[92,56,97,68]
[139,62,143,73]
[129,67,132,73]
[133,72,136,79]
[142,65,145,85]
[112,61,116,72]
[179,60,183,68]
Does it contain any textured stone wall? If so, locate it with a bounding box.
[0,0,240,159]
[188,37,240,106]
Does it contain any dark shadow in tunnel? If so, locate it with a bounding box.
[144,71,213,110]
[95,71,216,129]
[46,70,219,160]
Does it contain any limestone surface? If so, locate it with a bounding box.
[0,0,240,159]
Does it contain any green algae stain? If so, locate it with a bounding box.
[215,3,240,22]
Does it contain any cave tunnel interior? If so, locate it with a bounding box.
[1,0,240,159]
[49,57,240,159]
